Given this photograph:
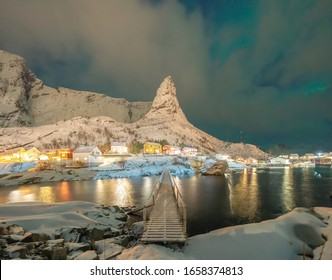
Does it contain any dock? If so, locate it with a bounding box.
[141,169,187,243]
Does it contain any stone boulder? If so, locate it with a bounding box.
[7,225,24,236]
[21,232,50,243]
[65,241,92,253]
[4,245,28,259]
[0,226,9,235]
[202,160,228,176]
[74,250,99,260]
[41,246,67,260]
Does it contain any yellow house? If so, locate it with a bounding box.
[144,142,162,154]
[0,147,26,162]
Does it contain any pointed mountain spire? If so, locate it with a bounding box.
[145,76,188,121]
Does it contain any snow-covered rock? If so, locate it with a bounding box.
[202,160,228,176]
[0,201,131,260]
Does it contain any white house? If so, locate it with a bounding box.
[163,145,181,155]
[303,153,315,160]
[73,146,103,166]
[289,154,299,161]
[110,142,128,154]
[269,157,290,166]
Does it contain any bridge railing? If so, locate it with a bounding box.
[142,170,164,228]
[168,170,187,234]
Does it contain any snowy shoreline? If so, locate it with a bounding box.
[0,201,331,260]
[0,156,201,187]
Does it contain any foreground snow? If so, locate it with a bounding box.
[0,201,331,260]
[0,201,125,236]
[117,207,332,260]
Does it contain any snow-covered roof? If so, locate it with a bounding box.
[111,142,126,147]
[26,147,40,153]
[73,146,98,153]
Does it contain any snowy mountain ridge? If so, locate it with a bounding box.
[0,50,267,157]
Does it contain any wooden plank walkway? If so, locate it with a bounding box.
[141,170,187,243]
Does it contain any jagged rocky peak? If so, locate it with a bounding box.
[0,50,36,127]
[145,76,188,121]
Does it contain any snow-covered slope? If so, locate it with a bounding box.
[0,50,267,157]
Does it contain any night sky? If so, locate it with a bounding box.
[1,0,331,154]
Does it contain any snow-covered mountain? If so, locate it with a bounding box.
[0,50,267,158]
[0,50,151,127]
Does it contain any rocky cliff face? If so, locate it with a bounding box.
[0,50,151,127]
[0,50,35,127]
[0,50,267,158]
[144,76,188,122]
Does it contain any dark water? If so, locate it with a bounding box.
[0,167,331,236]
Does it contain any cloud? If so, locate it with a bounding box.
[0,0,331,151]
[0,0,209,101]
[195,0,332,148]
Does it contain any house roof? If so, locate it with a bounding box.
[111,142,126,147]
[26,147,41,153]
[73,146,98,153]
[163,145,180,150]
[144,142,161,147]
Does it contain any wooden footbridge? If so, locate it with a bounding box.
[141,169,187,243]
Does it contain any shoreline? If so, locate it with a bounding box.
[0,168,98,187]
[0,155,228,187]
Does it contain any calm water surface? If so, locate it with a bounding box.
[0,167,331,236]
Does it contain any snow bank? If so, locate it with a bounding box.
[0,168,97,187]
[183,208,326,260]
[117,208,331,260]
[0,201,125,236]
[0,162,36,175]
[94,156,195,179]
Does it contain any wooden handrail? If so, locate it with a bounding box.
[167,170,187,234]
[142,170,165,229]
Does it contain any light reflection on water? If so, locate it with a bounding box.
[227,168,260,223]
[8,187,36,202]
[1,168,332,236]
[59,182,70,201]
[39,186,55,203]
[282,167,295,212]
